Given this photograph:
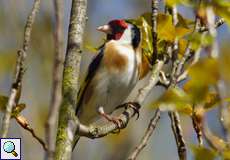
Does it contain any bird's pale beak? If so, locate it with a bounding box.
[97,25,112,34]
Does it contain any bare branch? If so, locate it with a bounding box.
[216,83,230,142]
[55,0,87,159]
[127,109,161,160]
[198,18,225,33]
[168,112,186,160]
[45,0,64,159]
[1,0,41,138]
[15,115,47,151]
[151,0,159,64]
[196,105,229,152]
[167,5,187,160]
[192,106,204,146]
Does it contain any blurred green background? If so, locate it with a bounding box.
[0,0,229,160]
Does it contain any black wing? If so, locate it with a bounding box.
[75,48,104,115]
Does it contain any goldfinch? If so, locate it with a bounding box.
[76,19,150,126]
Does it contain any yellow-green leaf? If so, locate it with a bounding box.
[203,92,220,110]
[0,94,26,116]
[11,103,26,117]
[184,58,220,102]
[191,145,217,160]
[157,14,175,42]
[178,39,188,58]
[127,12,194,63]
[151,87,193,115]
[175,27,192,38]
[188,58,219,85]
[177,13,194,28]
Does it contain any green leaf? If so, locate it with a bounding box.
[184,58,220,102]
[178,39,188,58]
[11,104,26,117]
[188,58,219,85]
[151,87,193,115]
[126,13,153,63]
[191,145,217,160]
[188,32,214,50]
[0,94,26,117]
[203,92,220,110]
[157,13,175,42]
[177,13,194,29]
[127,13,192,63]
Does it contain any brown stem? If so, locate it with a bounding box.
[192,106,204,146]
[0,0,41,138]
[15,115,47,151]
[151,0,159,64]
[169,112,187,160]
[127,109,161,160]
[45,0,64,159]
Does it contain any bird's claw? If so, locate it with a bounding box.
[116,102,141,120]
[98,106,123,133]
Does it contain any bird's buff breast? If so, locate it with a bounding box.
[79,41,140,125]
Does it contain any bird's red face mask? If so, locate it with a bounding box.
[97,19,128,40]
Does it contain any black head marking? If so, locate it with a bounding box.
[131,25,141,49]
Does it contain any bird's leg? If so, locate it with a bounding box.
[98,106,123,130]
[116,102,141,120]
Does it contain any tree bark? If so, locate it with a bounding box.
[55,0,87,160]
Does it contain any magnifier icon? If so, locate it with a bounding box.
[3,141,18,157]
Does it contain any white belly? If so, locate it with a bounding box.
[78,44,140,125]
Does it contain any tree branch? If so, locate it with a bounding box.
[45,0,64,159]
[198,18,225,33]
[127,109,161,160]
[168,111,186,160]
[168,5,187,160]
[15,115,47,151]
[151,0,159,64]
[192,106,204,146]
[0,0,41,138]
[55,0,87,159]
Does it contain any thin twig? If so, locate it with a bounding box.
[197,105,229,151]
[0,0,41,138]
[151,0,159,64]
[198,18,225,33]
[15,115,47,151]
[127,109,161,160]
[216,83,230,142]
[45,0,64,159]
[192,106,204,146]
[168,5,187,160]
[168,112,186,160]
